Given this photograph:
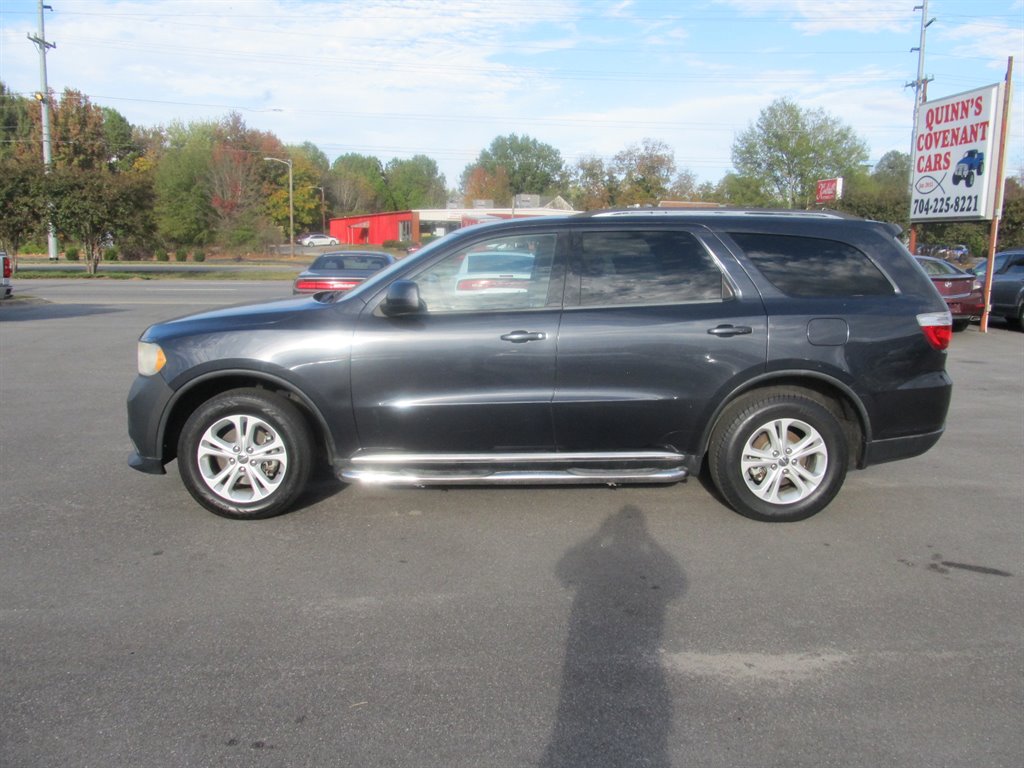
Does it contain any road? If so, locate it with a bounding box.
[2,281,1022,768]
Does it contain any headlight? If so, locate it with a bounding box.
[137,341,166,376]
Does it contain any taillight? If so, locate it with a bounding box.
[295,278,362,292]
[917,311,953,351]
[456,278,527,291]
[2,256,10,279]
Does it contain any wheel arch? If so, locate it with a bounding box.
[158,370,336,467]
[698,373,870,469]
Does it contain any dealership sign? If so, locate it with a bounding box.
[816,177,843,204]
[911,83,1006,222]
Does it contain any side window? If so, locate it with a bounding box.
[729,232,894,297]
[1006,255,1024,273]
[411,233,558,313]
[578,230,729,307]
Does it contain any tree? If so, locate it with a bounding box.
[668,168,700,201]
[0,82,35,162]
[732,98,869,208]
[330,153,390,213]
[0,156,45,266]
[566,155,614,211]
[386,155,447,210]
[47,165,153,273]
[461,165,511,207]
[461,134,564,200]
[46,88,108,170]
[610,139,676,206]
[154,121,216,245]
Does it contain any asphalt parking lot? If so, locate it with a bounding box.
[2,280,1022,768]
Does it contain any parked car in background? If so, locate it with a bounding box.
[453,250,535,298]
[293,251,395,294]
[986,250,1024,328]
[128,210,953,524]
[914,255,983,331]
[1,251,12,298]
[971,251,1012,279]
[298,233,339,247]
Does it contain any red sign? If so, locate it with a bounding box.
[816,177,843,203]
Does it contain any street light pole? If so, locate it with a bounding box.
[263,157,294,258]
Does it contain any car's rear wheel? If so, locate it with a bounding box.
[178,388,313,519]
[709,389,849,522]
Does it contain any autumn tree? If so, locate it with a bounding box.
[461,165,512,207]
[610,139,677,206]
[732,98,869,208]
[566,155,614,211]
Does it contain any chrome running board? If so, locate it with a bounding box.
[338,450,689,487]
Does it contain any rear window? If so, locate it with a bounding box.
[729,232,893,297]
[578,230,728,306]
[313,254,390,271]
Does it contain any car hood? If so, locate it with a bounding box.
[141,294,345,342]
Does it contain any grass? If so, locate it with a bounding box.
[14,269,299,281]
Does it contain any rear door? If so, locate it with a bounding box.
[551,226,767,454]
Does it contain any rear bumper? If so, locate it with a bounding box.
[862,428,945,466]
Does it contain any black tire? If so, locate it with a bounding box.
[178,388,313,519]
[708,389,849,522]
[965,171,975,188]
[952,318,970,332]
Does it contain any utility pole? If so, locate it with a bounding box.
[28,1,59,262]
[906,0,935,254]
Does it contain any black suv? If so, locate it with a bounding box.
[127,210,953,522]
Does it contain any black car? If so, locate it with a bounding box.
[293,251,395,294]
[128,210,953,523]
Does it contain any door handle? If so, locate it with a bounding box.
[707,324,753,337]
[501,330,547,343]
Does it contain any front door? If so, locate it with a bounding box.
[351,230,565,453]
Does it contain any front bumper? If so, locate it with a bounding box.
[126,373,175,474]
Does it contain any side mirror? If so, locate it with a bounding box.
[381,280,424,316]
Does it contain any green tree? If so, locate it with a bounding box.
[47,165,153,274]
[154,121,216,245]
[732,98,869,208]
[461,134,564,200]
[386,155,447,210]
[102,107,141,172]
[330,153,390,213]
[0,83,35,162]
[0,156,45,266]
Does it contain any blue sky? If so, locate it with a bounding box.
[2,0,1021,190]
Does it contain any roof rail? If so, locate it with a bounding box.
[581,207,856,219]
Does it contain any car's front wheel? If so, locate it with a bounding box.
[178,388,313,519]
[709,389,849,522]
